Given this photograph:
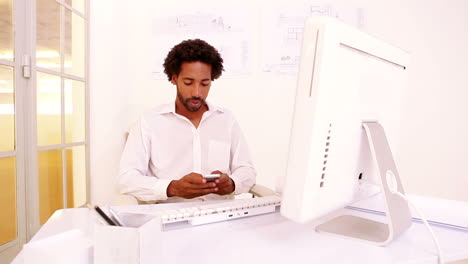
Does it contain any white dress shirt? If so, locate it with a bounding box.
[119,102,256,202]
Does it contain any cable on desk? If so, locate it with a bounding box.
[393,192,445,264]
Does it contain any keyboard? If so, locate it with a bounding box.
[156,195,281,230]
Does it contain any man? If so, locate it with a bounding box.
[119,39,256,202]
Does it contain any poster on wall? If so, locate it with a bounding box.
[260,3,365,77]
[151,4,254,80]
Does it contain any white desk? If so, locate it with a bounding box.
[12,196,468,264]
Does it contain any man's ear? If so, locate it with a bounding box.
[171,75,177,84]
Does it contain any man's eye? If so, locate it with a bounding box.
[184,82,192,86]
[202,83,210,86]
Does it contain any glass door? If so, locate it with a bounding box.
[0,0,88,261]
[35,0,88,226]
[0,0,27,261]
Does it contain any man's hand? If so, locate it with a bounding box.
[167,173,218,199]
[211,170,235,195]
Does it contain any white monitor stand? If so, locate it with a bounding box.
[316,122,412,246]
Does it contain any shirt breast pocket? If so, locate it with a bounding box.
[208,140,230,172]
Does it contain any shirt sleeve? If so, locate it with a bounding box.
[229,118,257,195]
[118,117,170,201]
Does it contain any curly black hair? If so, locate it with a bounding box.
[163,39,224,81]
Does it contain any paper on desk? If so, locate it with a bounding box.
[22,229,92,264]
[118,212,157,228]
[349,194,468,231]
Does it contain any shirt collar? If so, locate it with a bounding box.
[155,101,224,114]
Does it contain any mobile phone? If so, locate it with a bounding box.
[205,173,221,182]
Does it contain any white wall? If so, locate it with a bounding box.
[361,0,468,200]
[89,2,134,204]
[90,0,468,204]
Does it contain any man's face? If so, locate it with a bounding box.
[172,61,212,112]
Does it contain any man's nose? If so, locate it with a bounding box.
[191,84,201,97]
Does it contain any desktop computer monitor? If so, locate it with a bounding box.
[280,17,412,246]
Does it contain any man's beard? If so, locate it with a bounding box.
[177,89,206,112]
